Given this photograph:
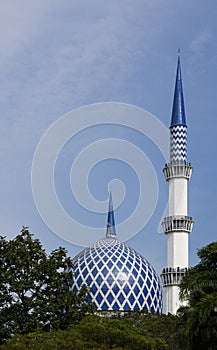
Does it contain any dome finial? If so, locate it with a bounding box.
[170,50,187,127]
[106,190,116,238]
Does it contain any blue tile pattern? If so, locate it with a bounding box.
[71,238,162,313]
[170,125,187,163]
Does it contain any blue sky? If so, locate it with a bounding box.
[0,0,216,275]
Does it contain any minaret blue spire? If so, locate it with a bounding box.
[106,190,116,238]
[170,50,187,127]
[169,51,188,163]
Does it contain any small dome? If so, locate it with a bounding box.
[71,237,162,313]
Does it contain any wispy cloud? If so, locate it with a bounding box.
[0,0,216,262]
[189,28,211,53]
[0,1,53,65]
[0,0,167,150]
[187,27,213,76]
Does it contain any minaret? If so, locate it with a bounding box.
[106,191,116,238]
[161,51,194,314]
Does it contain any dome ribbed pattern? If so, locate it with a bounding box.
[72,238,162,313]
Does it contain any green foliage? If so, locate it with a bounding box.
[0,313,180,350]
[0,227,94,343]
[198,242,217,270]
[178,241,217,350]
[1,232,216,349]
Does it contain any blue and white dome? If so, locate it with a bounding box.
[71,192,162,313]
[72,237,162,312]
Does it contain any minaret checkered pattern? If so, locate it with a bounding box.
[170,125,187,163]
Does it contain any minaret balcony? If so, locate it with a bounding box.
[161,266,187,286]
[163,163,192,180]
[162,215,194,234]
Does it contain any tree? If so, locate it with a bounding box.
[0,227,94,343]
[0,314,171,350]
[178,242,217,350]
[0,311,188,349]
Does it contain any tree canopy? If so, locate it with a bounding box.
[0,227,94,343]
[0,313,180,350]
[178,241,217,350]
[0,229,216,349]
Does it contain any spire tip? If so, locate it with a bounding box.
[106,190,116,238]
[170,51,187,127]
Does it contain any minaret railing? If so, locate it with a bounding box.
[161,267,187,286]
[162,215,194,234]
[163,162,192,180]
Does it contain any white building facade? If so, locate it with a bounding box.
[161,53,194,314]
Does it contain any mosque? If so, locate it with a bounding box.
[71,53,193,315]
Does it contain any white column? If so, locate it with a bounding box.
[169,178,188,215]
[167,232,188,267]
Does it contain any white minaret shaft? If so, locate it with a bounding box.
[161,52,194,314]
